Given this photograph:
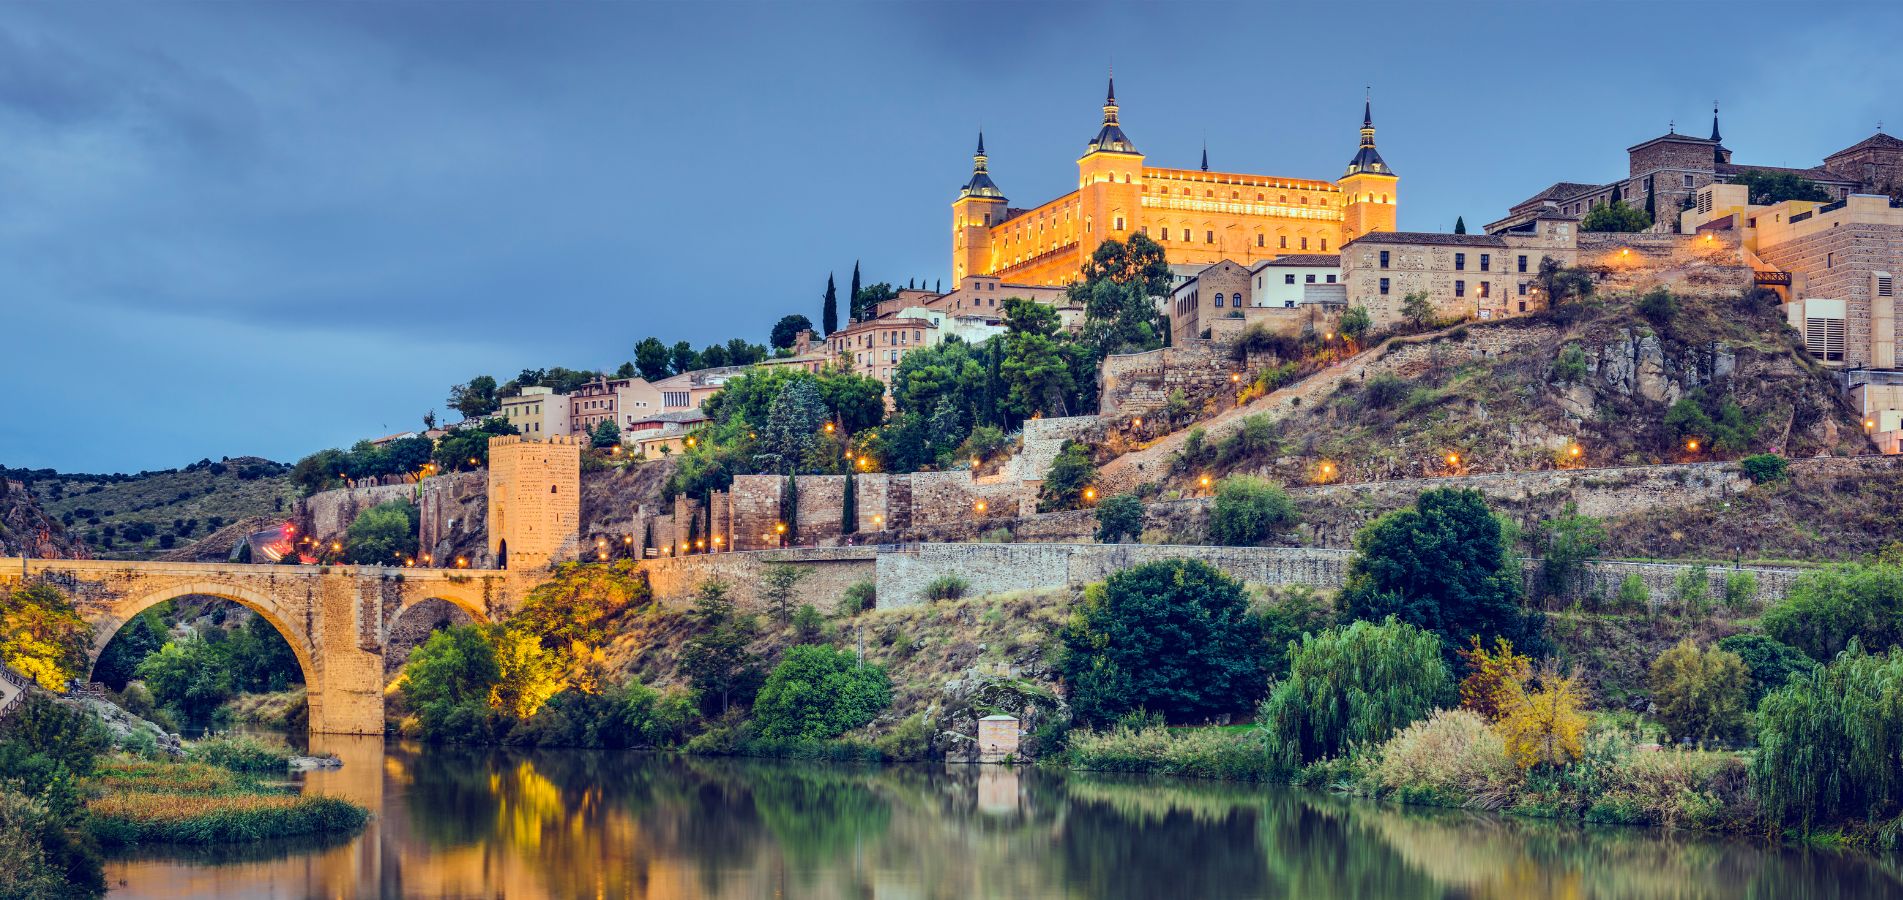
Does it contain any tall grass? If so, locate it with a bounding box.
[1065,724,1277,781]
[84,759,368,846]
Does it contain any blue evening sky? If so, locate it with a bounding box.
[3,1,1899,472]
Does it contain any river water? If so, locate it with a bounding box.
[104,735,1902,899]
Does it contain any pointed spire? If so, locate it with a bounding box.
[1344,91,1393,177]
[960,129,1004,200]
[1085,67,1137,155]
[1363,85,1372,128]
[1106,66,1116,104]
[1710,101,1722,143]
[976,130,985,156]
[1200,141,1209,172]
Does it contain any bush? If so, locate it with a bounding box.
[837,580,876,617]
[1207,475,1296,547]
[1094,493,1145,544]
[1752,648,1903,841]
[1495,668,1589,770]
[1060,559,1267,726]
[189,737,292,774]
[920,575,969,603]
[873,713,934,761]
[1740,454,1788,483]
[1065,723,1274,781]
[1360,372,1410,409]
[1368,709,1519,807]
[1037,440,1097,512]
[1715,634,1816,706]
[1762,563,1903,660]
[1536,505,1605,599]
[400,625,504,742]
[790,604,824,643]
[1636,287,1678,327]
[1721,570,1758,613]
[1648,639,1749,745]
[1259,618,1453,771]
[1615,573,1650,612]
[1672,566,1712,617]
[0,583,91,691]
[1551,344,1588,383]
[751,646,891,741]
[1456,637,1531,721]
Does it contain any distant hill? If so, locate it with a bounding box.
[4,457,296,560]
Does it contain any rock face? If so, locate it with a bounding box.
[0,479,90,559]
[62,693,183,756]
[932,671,1067,759]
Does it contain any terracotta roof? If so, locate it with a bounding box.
[1255,254,1341,268]
[1342,231,1507,248]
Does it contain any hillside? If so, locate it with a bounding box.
[14,457,296,560]
[0,477,90,558]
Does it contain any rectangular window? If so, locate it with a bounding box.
[1480,253,1491,272]
[1284,274,1296,285]
[1115,216,1125,230]
[1320,239,1328,251]
[1326,274,1337,283]
[1305,274,1317,283]
[1256,234,1265,247]
[1518,300,1527,313]
[1478,282,1491,299]
[1379,250,1390,269]
[1455,280,1466,297]
[1280,236,1288,249]
[1300,237,1309,250]
[1455,253,1466,271]
[1683,174,1695,188]
[1827,252,1835,268]
[1517,255,1528,273]
[1379,277,1390,295]
[1518,282,1527,296]
[1206,230,1215,244]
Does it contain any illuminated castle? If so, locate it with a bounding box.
[951,76,1398,286]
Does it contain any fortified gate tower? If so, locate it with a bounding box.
[486,436,581,572]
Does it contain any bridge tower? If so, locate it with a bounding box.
[486,436,581,573]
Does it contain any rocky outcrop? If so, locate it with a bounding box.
[0,478,90,559]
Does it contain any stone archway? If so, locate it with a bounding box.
[381,595,487,678]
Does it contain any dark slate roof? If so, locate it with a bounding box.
[1522,181,1605,204]
[1828,132,1903,158]
[1345,143,1392,177]
[1627,132,1718,153]
[1088,121,1139,155]
[1717,162,1856,185]
[1342,231,1507,249]
[961,170,1004,199]
[1255,254,1341,268]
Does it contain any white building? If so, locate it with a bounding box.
[1250,254,1342,308]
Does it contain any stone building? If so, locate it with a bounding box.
[498,386,571,438]
[1168,259,1254,345]
[485,435,581,572]
[949,77,1396,286]
[1341,214,1580,324]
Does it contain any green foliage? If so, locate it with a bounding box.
[0,694,110,896]
[507,682,696,749]
[1672,566,1713,617]
[1535,257,1595,305]
[1400,291,1436,328]
[791,604,824,643]
[92,609,166,690]
[1636,287,1679,327]
[751,646,892,741]
[399,625,504,742]
[761,563,810,624]
[1552,344,1588,383]
[1722,570,1759,613]
[1648,639,1749,744]
[770,313,813,350]
[1615,573,1651,612]
[431,417,518,473]
[1059,559,1267,726]
[1580,199,1653,233]
[837,580,876,617]
[920,575,969,603]
[1064,723,1275,780]
[1536,504,1606,598]
[1260,618,1454,770]
[1663,388,1756,453]
[446,374,500,419]
[1752,647,1903,841]
[589,418,621,448]
[754,379,831,474]
[678,580,763,716]
[1741,453,1788,483]
[1359,372,1410,409]
[1001,298,1082,419]
[1207,476,1296,547]
[1341,488,1545,657]
[1729,169,1832,205]
[1715,634,1816,706]
[0,584,90,691]
[1255,586,1331,679]
[1072,234,1171,357]
[342,500,418,565]
[189,736,293,774]
[1093,493,1145,544]
[634,336,671,381]
[1763,563,1903,660]
[1338,305,1372,343]
[509,560,648,651]
[821,273,838,335]
[1037,440,1096,512]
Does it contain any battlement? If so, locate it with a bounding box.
[488,434,584,449]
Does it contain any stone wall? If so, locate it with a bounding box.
[874,543,1352,608]
[300,471,487,565]
[638,547,875,612]
[1098,343,1238,418]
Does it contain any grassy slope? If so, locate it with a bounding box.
[28,459,295,559]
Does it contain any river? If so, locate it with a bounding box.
[104,735,1902,898]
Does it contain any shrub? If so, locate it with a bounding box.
[1259,618,1453,771]
[1740,453,1788,483]
[1551,344,1588,383]
[1207,475,1296,547]
[1615,573,1650,612]
[791,604,824,643]
[1456,637,1531,721]
[1762,563,1903,660]
[1060,559,1267,726]
[751,646,891,741]
[873,713,934,761]
[1752,648,1903,841]
[0,583,91,691]
[1721,570,1758,613]
[1648,639,1749,745]
[1360,372,1410,409]
[1094,493,1145,544]
[837,580,876,617]
[1673,566,1712,617]
[1065,723,1274,781]
[1495,667,1589,770]
[1037,440,1097,512]
[1636,287,1678,327]
[1715,634,1816,706]
[189,737,292,774]
[1368,709,1519,807]
[921,575,969,603]
[1536,505,1605,599]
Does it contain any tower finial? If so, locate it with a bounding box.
[1106,63,1115,104]
[976,129,985,157]
[1201,140,1208,172]
[1710,101,1722,143]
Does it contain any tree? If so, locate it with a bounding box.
[754,379,829,474]
[699,343,731,369]
[447,375,500,420]
[1716,634,1816,706]
[1338,306,1372,344]
[751,645,892,740]
[401,625,503,738]
[1752,647,1903,837]
[1094,493,1144,544]
[290,448,349,496]
[134,635,237,725]
[1208,475,1297,546]
[1001,300,1077,419]
[1534,257,1594,305]
[1763,562,1903,660]
[771,314,813,350]
[386,435,435,476]
[1729,169,1832,206]
[590,419,621,449]
[1456,636,1532,721]
[1581,199,1652,232]
[1496,666,1589,770]
[634,337,672,381]
[725,337,767,366]
[1037,440,1096,512]
[343,500,419,565]
[1400,291,1436,328]
[93,609,167,690]
[433,417,518,472]
[488,626,566,719]
[822,273,839,335]
[853,281,896,323]
[1260,617,1453,770]
[760,563,810,624]
[1340,488,1546,658]
[0,584,90,690]
[1073,234,1171,356]
[1649,639,1750,744]
[669,341,699,375]
[1059,559,1268,726]
[677,580,761,715]
[1453,216,1467,234]
[1535,504,1606,599]
[848,262,861,324]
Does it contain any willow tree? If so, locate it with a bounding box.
[1260,617,1453,771]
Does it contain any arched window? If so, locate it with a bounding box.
[1214,293,1225,308]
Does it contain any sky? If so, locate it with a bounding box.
[4,1,1901,473]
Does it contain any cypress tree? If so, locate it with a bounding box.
[781,473,800,545]
[842,471,857,535]
[849,261,863,323]
[1454,216,1467,234]
[821,274,838,335]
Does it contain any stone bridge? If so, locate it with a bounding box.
[0,557,521,734]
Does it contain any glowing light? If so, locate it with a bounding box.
[1132,417,1143,428]
[1621,248,1630,257]
[774,522,787,534]
[1865,419,1877,430]
[1230,373,1241,383]
[1446,452,1461,467]
[1084,487,1097,501]
[330,542,341,552]
[824,422,836,434]
[1686,440,1700,452]
[1199,475,1211,488]
[1569,444,1583,457]
[873,515,884,525]
[685,437,697,447]
[456,557,469,568]
[975,500,988,513]
[972,456,982,468]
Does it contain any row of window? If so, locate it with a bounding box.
[1143,185,1324,204]
[1376,250,1534,274]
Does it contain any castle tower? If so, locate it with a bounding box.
[1076,73,1144,268]
[951,131,1008,283]
[1339,96,1399,243]
[486,435,580,573]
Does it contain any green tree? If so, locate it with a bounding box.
[751,645,892,740]
[1340,488,1546,658]
[1257,587,1331,679]
[754,379,829,474]
[771,314,814,350]
[1536,504,1606,599]
[1208,475,1296,546]
[634,337,671,381]
[134,634,237,725]
[1037,440,1096,512]
[1763,562,1903,660]
[853,280,896,324]
[1648,638,1749,744]
[1453,216,1467,234]
[1073,234,1171,357]
[590,419,621,449]
[1400,291,1436,328]
[1741,453,1788,483]
[1260,617,1453,770]
[92,608,168,690]
[1580,199,1653,232]
[1715,633,1816,706]
[0,584,90,691]
[447,375,500,420]
[669,341,699,375]
[1001,300,1078,418]
[822,272,839,335]
[1059,559,1267,726]
[1729,170,1832,205]
[1534,257,1594,305]
[400,625,503,740]
[432,417,518,472]
[1094,493,1145,544]
[1338,306,1372,344]
[1752,646,1903,838]
[677,580,761,715]
[290,448,349,496]
[699,343,731,368]
[386,435,435,476]
[761,563,811,624]
[343,500,419,565]
[847,262,861,324]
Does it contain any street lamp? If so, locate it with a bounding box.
[975,500,987,513]
[1083,487,1097,502]
[1686,440,1700,453]
[1445,452,1461,468]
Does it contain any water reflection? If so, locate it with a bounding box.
[106,738,1903,899]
